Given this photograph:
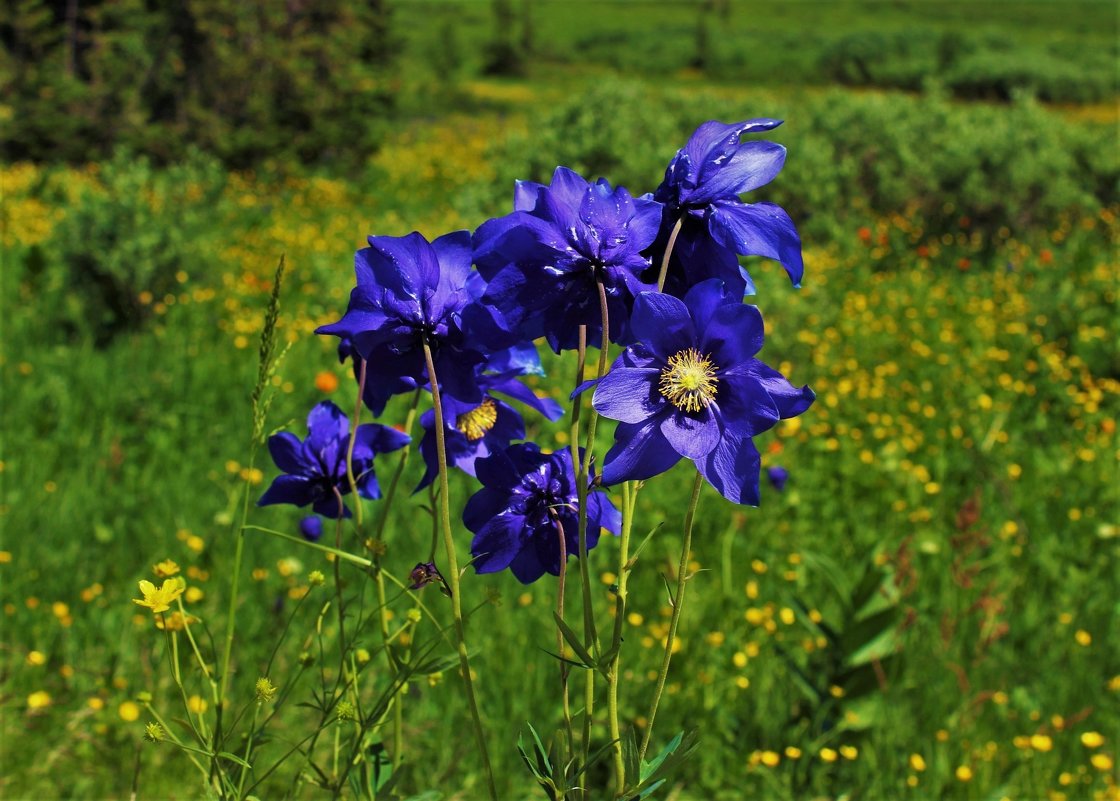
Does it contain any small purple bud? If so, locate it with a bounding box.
[408,562,444,591]
[300,515,323,542]
[766,466,789,492]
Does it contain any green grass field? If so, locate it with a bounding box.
[2,2,1118,799]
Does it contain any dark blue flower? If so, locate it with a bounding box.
[463,444,621,584]
[652,119,803,297]
[592,280,814,505]
[470,167,663,353]
[317,231,486,415]
[416,369,564,491]
[258,401,410,518]
[300,515,324,541]
[766,466,789,492]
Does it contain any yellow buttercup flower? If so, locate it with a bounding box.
[153,559,180,578]
[132,578,186,614]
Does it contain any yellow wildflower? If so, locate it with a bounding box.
[1081,731,1104,748]
[118,701,140,721]
[1090,754,1113,771]
[27,691,51,709]
[153,559,180,578]
[132,578,185,614]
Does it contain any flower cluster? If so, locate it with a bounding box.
[258,117,812,582]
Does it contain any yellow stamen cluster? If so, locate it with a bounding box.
[455,398,498,441]
[659,348,718,413]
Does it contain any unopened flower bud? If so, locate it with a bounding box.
[144,722,165,742]
[336,700,357,722]
[254,677,277,703]
[308,570,325,587]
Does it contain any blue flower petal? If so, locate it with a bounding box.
[659,406,722,459]
[601,419,683,485]
[690,141,787,205]
[258,475,316,508]
[470,513,527,575]
[268,432,307,475]
[592,367,663,424]
[707,200,804,287]
[630,292,695,357]
[693,427,762,506]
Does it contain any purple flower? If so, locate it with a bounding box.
[299,515,324,542]
[408,562,445,591]
[258,401,410,519]
[317,231,486,414]
[592,280,814,505]
[415,369,564,491]
[652,119,803,297]
[463,444,621,584]
[766,466,789,492]
[470,167,663,353]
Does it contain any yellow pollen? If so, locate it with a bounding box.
[455,398,498,441]
[659,348,718,413]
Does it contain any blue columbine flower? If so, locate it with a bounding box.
[652,119,802,297]
[317,231,486,414]
[258,401,410,518]
[415,368,564,491]
[463,443,621,584]
[591,279,814,505]
[470,167,663,353]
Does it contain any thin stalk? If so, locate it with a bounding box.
[235,703,261,800]
[575,277,612,781]
[607,480,638,794]
[141,701,208,777]
[655,216,684,293]
[369,387,421,771]
[638,470,703,762]
[553,513,574,763]
[219,445,257,704]
[242,525,372,567]
[345,357,369,529]
[422,340,498,801]
[331,487,349,679]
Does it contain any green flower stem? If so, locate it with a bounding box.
[369,387,421,771]
[574,277,612,782]
[421,340,498,801]
[242,525,372,567]
[345,357,370,529]
[141,701,208,777]
[607,479,639,794]
[655,216,684,293]
[175,597,218,706]
[638,469,703,763]
[220,443,257,705]
[553,513,574,763]
[235,702,261,800]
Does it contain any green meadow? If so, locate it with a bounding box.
[1,2,1117,799]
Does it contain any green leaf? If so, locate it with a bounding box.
[217,751,252,769]
[552,612,597,669]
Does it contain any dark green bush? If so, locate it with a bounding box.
[22,149,227,345]
[495,79,1116,251]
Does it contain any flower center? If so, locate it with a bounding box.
[455,398,498,441]
[659,348,718,413]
